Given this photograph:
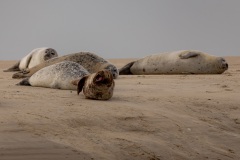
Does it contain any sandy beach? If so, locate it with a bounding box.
[0,57,239,160]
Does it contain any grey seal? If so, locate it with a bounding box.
[119,50,228,75]
[4,47,58,72]
[18,61,115,100]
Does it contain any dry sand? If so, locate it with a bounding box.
[0,57,239,160]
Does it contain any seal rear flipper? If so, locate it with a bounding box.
[119,61,135,75]
[3,61,20,72]
[16,78,31,86]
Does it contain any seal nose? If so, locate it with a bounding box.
[225,63,228,69]
[112,73,117,79]
[220,58,228,69]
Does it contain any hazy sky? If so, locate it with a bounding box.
[0,0,239,60]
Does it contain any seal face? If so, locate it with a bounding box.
[119,50,228,75]
[4,47,58,72]
[73,70,115,100]
[104,64,119,79]
[18,61,89,90]
[12,52,119,79]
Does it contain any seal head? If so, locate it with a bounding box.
[104,64,119,79]
[43,48,58,61]
[73,70,115,100]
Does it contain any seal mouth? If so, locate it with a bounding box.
[112,73,118,79]
[96,75,104,82]
[94,70,113,85]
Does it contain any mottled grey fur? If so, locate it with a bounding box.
[12,52,119,79]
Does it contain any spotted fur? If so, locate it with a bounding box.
[13,52,118,79]
[18,61,89,90]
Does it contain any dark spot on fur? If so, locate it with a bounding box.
[143,68,145,72]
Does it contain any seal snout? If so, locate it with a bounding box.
[220,58,228,70]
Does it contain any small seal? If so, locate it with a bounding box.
[119,50,228,75]
[12,52,119,79]
[18,61,115,100]
[4,47,58,72]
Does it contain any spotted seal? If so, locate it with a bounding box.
[12,52,119,79]
[18,61,89,90]
[119,50,228,75]
[18,61,115,100]
[4,47,58,72]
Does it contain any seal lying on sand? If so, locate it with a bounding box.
[18,61,115,100]
[4,47,58,72]
[18,61,89,90]
[119,50,228,75]
[12,52,119,79]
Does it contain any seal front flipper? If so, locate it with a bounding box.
[3,61,20,72]
[71,76,88,95]
[179,51,200,59]
[12,69,30,79]
[119,61,135,75]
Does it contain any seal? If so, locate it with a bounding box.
[72,69,115,100]
[4,47,58,72]
[18,61,89,90]
[18,61,115,100]
[12,52,119,79]
[119,50,228,75]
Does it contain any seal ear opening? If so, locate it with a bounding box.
[75,76,88,95]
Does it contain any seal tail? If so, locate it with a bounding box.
[119,61,135,75]
[16,78,31,86]
[3,61,20,72]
